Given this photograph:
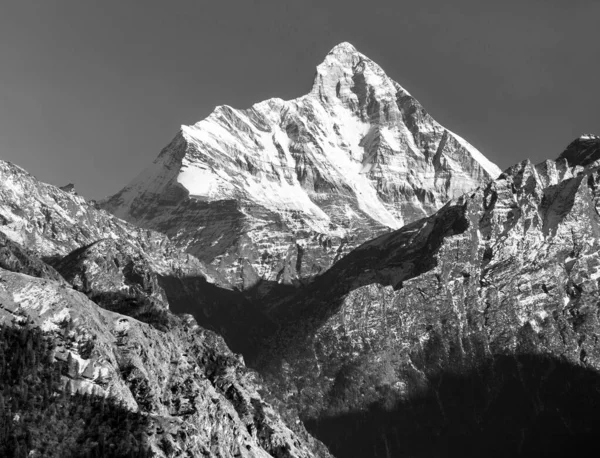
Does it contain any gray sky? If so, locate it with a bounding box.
[1,0,598,199]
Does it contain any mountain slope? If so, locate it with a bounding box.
[0,266,329,457]
[102,42,501,289]
[0,160,330,457]
[240,135,600,456]
[0,158,228,285]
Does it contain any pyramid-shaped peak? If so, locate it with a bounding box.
[328,42,360,55]
[321,42,369,65]
[312,41,395,100]
[103,39,502,290]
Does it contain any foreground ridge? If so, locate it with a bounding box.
[0,158,330,457]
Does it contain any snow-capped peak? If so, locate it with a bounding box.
[311,42,397,102]
[102,43,502,289]
[328,41,360,55]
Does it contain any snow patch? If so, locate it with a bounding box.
[450,131,502,178]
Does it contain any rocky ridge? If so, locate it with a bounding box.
[1,35,596,455]
[0,159,330,457]
[232,135,600,456]
[0,266,327,457]
[102,42,501,289]
[0,159,226,286]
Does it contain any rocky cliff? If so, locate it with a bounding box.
[3,37,596,457]
[102,42,500,289]
[234,135,600,457]
[0,160,330,457]
[0,158,228,285]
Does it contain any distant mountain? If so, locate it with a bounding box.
[102,42,501,290]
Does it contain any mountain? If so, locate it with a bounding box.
[0,266,332,457]
[3,36,596,457]
[229,135,600,457]
[0,159,330,457]
[557,133,600,167]
[0,159,225,283]
[102,42,501,290]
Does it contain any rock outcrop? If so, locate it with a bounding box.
[102,42,501,289]
[0,230,65,283]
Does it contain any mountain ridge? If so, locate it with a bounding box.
[238,136,600,456]
[4,40,597,457]
[0,125,597,457]
[0,156,331,457]
[102,42,501,289]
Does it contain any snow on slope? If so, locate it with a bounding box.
[102,42,501,288]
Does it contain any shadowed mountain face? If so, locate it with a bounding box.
[305,354,600,458]
[557,134,600,167]
[0,231,65,283]
[179,136,600,456]
[102,42,500,290]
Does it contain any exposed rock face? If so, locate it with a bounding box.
[0,267,328,457]
[0,160,330,457]
[59,183,76,194]
[0,158,225,287]
[0,230,65,283]
[236,136,600,456]
[102,42,500,289]
[557,133,600,167]
[52,238,179,329]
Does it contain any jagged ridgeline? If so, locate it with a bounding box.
[2,38,600,458]
[102,42,500,290]
[0,160,330,457]
[245,135,600,457]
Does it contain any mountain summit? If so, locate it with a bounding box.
[557,134,600,167]
[102,42,501,289]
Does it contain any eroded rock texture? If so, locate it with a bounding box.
[0,267,328,457]
[2,36,597,457]
[242,136,600,457]
[102,42,500,289]
[0,160,330,457]
[0,159,226,286]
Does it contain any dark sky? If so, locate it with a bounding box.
[1,0,598,199]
